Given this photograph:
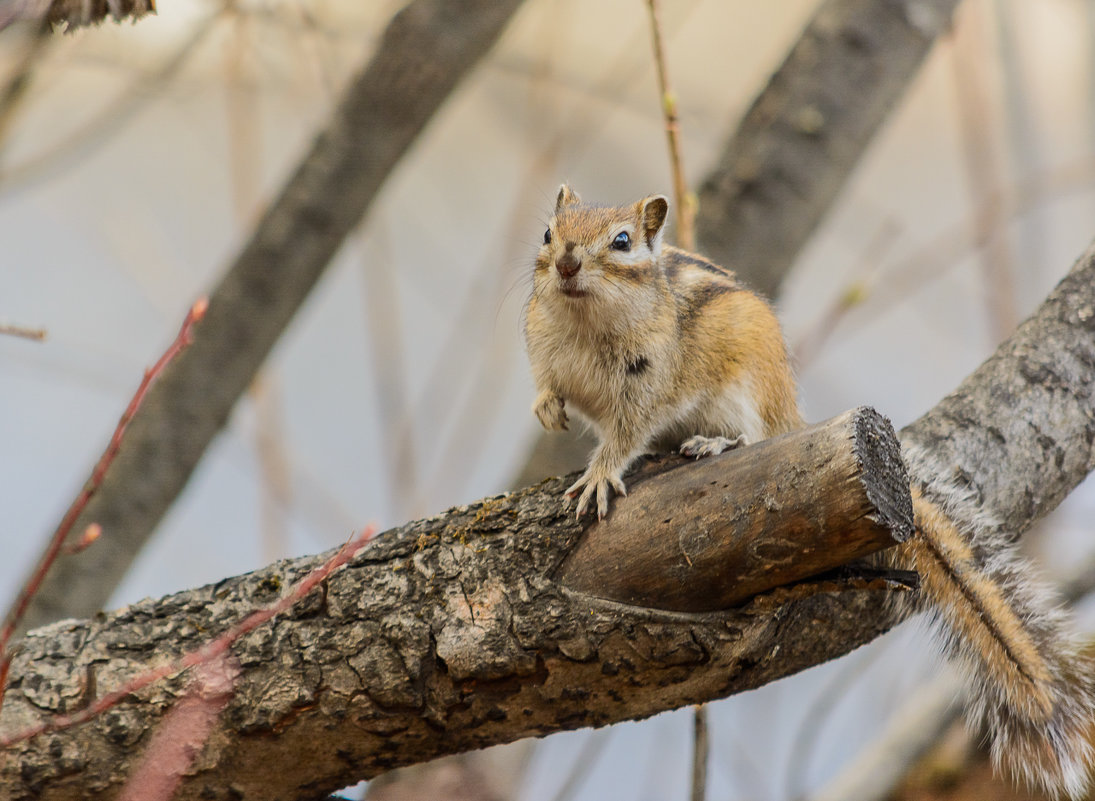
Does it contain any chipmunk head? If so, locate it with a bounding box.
[534,184,669,305]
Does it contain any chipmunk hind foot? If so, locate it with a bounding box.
[679,434,746,458]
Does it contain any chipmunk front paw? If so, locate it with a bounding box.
[680,434,746,458]
[565,467,626,520]
[533,391,568,431]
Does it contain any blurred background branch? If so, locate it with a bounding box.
[9,0,527,636]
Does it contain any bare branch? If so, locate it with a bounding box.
[695,0,963,299]
[0,411,913,799]
[0,299,206,707]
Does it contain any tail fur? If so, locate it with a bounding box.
[894,450,1095,797]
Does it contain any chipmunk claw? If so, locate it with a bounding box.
[566,469,627,519]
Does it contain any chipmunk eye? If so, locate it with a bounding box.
[543,228,552,245]
[611,231,631,251]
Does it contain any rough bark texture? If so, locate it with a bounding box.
[900,246,1095,527]
[4,239,1095,800]
[0,473,912,801]
[695,0,962,299]
[14,0,527,636]
[558,407,912,611]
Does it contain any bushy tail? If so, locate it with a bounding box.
[898,486,1095,797]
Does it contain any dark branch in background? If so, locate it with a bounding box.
[695,0,962,299]
[514,0,964,485]
[3,239,1095,799]
[10,0,527,637]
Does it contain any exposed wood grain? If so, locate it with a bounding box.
[557,407,912,611]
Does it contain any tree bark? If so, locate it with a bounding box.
[0,416,915,800]
[13,0,527,636]
[4,238,1095,799]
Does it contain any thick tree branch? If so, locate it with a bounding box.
[5,235,1095,797]
[0,411,914,800]
[13,0,527,636]
[695,0,962,299]
[899,248,1095,528]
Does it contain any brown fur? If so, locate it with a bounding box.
[524,185,801,519]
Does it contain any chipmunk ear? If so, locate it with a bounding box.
[639,195,669,251]
[556,184,581,211]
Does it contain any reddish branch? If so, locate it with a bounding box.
[0,525,375,749]
[115,653,240,801]
[0,298,207,707]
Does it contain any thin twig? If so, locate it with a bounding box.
[115,651,239,801]
[0,298,208,709]
[645,0,693,249]
[783,641,893,799]
[410,147,560,515]
[0,6,224,194]
[0,17,50,150]
[252,374,293,563]
[690,703,708,801]
[646,5,704,798]
[0,525,375,748]
[0,321,47,341]
[807,157,1095,347]
[62,523,102,555]
[546,728,611,801]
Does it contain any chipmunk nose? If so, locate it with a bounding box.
[556,243,581,278]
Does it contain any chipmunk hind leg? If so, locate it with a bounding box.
[676,375,767,458]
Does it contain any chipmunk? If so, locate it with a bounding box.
[524,185,1095,797]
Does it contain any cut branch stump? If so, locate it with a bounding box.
[560,406,913,611]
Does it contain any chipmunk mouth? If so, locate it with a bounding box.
[558,279,588,298]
